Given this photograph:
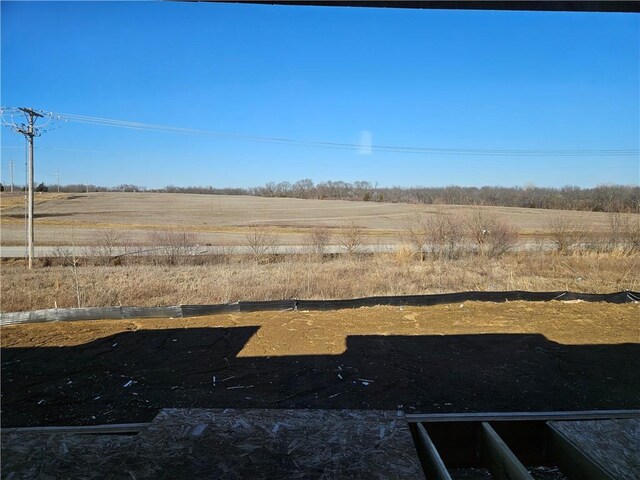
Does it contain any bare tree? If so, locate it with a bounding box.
[607,213,640,253]
[52,244,83,307]
[337,222,365,256]
[465,210,519,258]
[403,214,429,261]
[305,227,331,258]
[422,208,465,260]
[243,224,278,263]
[403,209,466,260]
[88,229,128,265]
[439,214,465,260]
[545,215,589,253]
[146,230,200,265]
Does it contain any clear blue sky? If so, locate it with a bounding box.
[1,1,639,189]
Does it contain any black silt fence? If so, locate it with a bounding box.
[1,291,637,326]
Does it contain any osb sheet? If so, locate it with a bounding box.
[121,408,423,479]
[0,409,422,480]
[549,418,640,480]
[0,433,134,479]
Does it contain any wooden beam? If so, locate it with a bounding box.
[1,422,150,435]
[406,410,640,423]
[415,422,453,480]
[547,423,615,480]
[480,422,534,480]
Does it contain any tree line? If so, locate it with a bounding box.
[11,180,640,213]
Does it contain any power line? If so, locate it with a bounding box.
[55,111,640,156]
[2,106,637,158]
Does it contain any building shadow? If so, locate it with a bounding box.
[2,326,639,426]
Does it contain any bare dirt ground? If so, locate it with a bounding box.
[0,192,625,246]
[2,301,638,427]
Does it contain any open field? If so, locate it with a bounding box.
[2,301,638,426]
[1,192,633,246]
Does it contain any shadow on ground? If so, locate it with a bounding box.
[2,327,639,426]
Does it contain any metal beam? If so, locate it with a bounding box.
[200,1,640,13]
[415,422,453,480]
[547,423,616,480]
[481,422,534,480]
[2,423,150,435]
[406,410,640,423]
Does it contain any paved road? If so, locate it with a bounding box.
[0,243,552,258]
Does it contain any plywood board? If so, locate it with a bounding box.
[119,408,423,479]
[1,409,423,479]
[548,418,640,480]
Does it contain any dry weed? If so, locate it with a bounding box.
[2,251,638,312]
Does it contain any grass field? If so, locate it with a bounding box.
[0,191,631,246]
[2,252,638,312]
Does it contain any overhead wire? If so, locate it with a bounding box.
[51,111,640,157]
[2,106,638,157]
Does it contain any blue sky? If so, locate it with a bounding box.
[1,1,639,189]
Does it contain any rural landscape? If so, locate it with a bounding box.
[2,0,639,479]
[1,186,640,478]
[1,187,639,311]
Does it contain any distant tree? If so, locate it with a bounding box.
[116,184,144,192]
[293,178,314,198]
[32,178,640,213]
[35,182,48,192]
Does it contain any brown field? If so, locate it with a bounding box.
[2,301,638,426]
[2,252,638,312]
[0,192,631,246]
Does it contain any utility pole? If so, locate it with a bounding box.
[55,170,60,193]
[9,160,15,193]
[15,108,43,269]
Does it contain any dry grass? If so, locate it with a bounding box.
[0,192,69,211]
[1,251,638,312]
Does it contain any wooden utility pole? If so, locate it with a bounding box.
[16,108,43,269]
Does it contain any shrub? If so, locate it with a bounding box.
[305,227,331,258]
[337,222,365,256]
[243,224,278,263]
[465,210,519,258]
[406,208,465,260]
[545,215,589,253]
[146,230,200,265]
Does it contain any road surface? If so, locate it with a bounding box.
[0,243,553,258]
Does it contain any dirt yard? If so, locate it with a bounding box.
[2,301,638,427]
